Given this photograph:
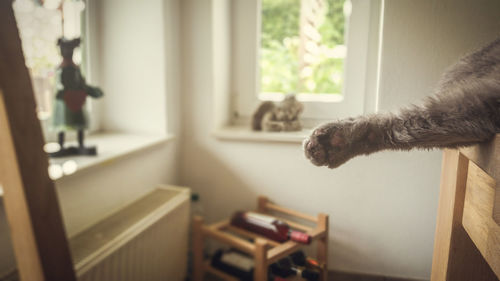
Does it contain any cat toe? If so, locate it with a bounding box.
[326,151,345,169]
[303,137,328,166]
[330,131,346,148]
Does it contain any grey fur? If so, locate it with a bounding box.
[252,101,275,130]
[304,37,500,168]
[252,94,304,132]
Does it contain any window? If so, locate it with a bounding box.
[260,0,348,100]
[13,0,90,138]
[12,0,175,179]
[231,0,381,124]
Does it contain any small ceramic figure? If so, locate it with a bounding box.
[50,37,103,157]
[252,94,304,132]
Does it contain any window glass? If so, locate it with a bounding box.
[13,0,84,120]
[260,0,350,100]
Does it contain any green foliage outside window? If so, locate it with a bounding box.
[260,0,346,95]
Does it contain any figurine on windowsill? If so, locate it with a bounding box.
[49,37,104,158]
[252,93,304,132]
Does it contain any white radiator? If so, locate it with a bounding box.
[72,186,190,281]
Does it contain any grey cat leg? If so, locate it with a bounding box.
[304,37,500,169]
[304,92,499,168]
[303,115,392,168]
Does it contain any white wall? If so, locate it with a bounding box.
[56,143,180,237]
[179,0,500,279]
[90,0,169,135]
[0,0,182,277]
[57,0,182,239]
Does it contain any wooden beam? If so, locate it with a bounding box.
[265,202,318,223]
[0,1,76,280]
[226,225,280,247]
[462,160,500,278]
[0,90,44,281]
[253,239,268,281]
[202,225,256,255]
[317,213,329,281]
[266,241,299,265]
[204,261,239,281]
[430,150,497,281]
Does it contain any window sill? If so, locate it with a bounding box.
[48,132,175,181]
[0,133,174,197]
[213,125,311,144]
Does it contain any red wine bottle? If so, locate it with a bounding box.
[230,211,311,244]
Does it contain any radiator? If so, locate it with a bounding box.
[72,186,190,281]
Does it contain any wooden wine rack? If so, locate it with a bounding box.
[192,196,329,281]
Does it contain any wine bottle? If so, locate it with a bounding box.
[270,257,320,281]
[269,273,288,281]
[305,257,325,272]
[289,250,307,266]
[186,193,206,279]
[211,249,254,281]
[230,211,311,244]
[290,250,325,271]
[211,249,289,281]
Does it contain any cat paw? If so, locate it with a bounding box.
[303,119,376,168]
[303,123,348,168]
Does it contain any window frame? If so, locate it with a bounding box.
[230,0,382,124]
[82,0,101,135]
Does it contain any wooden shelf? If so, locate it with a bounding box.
[192,196,329,281]
[204,261,240,281]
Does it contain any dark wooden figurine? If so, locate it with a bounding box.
[50,37,103,157]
